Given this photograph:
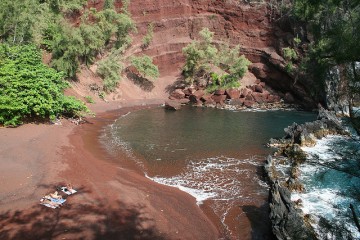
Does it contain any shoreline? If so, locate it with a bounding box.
[0,99,220,240]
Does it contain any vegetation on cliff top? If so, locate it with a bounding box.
[291,0,360,112]
[0,0,136,125]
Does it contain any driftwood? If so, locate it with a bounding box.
[350,204,360,233]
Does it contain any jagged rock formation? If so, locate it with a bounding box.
[269,107,347,147]
[265,108,348,239]
[268,179,316,240]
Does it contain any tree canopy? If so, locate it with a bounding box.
[0,44,88,126]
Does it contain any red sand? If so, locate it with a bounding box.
[0,100,220,240]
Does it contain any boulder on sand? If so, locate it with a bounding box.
[170,89,186,99]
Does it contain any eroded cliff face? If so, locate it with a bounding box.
[127,0,317,108]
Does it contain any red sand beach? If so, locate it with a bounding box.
[0,100,219,240]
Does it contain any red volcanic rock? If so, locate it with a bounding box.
[260,82,266,87]
[252,92,265,103]
[183,87,196,96]
[178,98,190,104]
[170,89,186,99]
[214,89,225,95]
[204,98,216,106]
[201,93,213,102]
[249,63,269,79]
[229,98,245,106]
[267,95,276,103]
[241,88,252,98]
[225,89,240,99]
[255,79,261,84]
[244,100,255,108]
[262,90,270,99]
[245,93,254,101]
[254,84,263,93]
[165,100,182,110]
[189,90,205,103]
[211,94,227,104]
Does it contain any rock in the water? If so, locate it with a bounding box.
[269,181,316,240]
[165,100,181,110]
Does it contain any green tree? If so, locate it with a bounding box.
[130,55,159,80]
[97,48,124,92]
[142,23,154,49]
[293,0,360,116]
[182,28,218,79]
[0,44,88,126]
[182,28,251,91]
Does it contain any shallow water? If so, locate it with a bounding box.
[102,106,316,239]
[293,135,360,239]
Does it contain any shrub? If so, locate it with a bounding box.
[142,23,154,49]
[97,50,124,92]
[84,96,95,104]
[130,55,159,80]
[0,44,88,126]
[182,28,251,88]
[283,47,298,61]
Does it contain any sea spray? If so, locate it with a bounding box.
[293,135,360,239]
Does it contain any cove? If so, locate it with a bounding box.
[101,106,316,239]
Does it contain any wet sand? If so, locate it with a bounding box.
[0,100,219,240]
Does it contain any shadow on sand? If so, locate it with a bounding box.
[0,196,166,240]
[126,71,155,92]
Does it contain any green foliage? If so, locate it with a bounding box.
[0,44,88,126]
[97,49,124,92]
[182,28,218,79]
[293,0,360,106]
[142,23,154,49]
[0,0,135,79]
[216,43,241,68]
[182,28,251,90]
[294,36,301,46]
[130,55,159,80]
[282,47,298,61]
[84,96,95,104]
[285,62,294,73]
[229,55,251,79]
[206,73,240,93]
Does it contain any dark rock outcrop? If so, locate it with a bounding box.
[270,107,347,147]
[266,107,349,240]
[269,181,316,240]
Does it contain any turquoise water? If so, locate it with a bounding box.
[103,106,317,239]
[293,135,360,239]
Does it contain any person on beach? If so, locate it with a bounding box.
[49,191,62,199]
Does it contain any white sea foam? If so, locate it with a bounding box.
[147,156,267,205]
[296,135,360,239]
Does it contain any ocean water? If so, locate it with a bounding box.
[102,106,316,239]
[292,135,360,239]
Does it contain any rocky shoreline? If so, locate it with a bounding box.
[264,107,349,240]
[165,80,302,111]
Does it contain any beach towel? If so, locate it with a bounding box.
[40,197,65,209]
[60,186,77,195]
[40,203,58,209]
